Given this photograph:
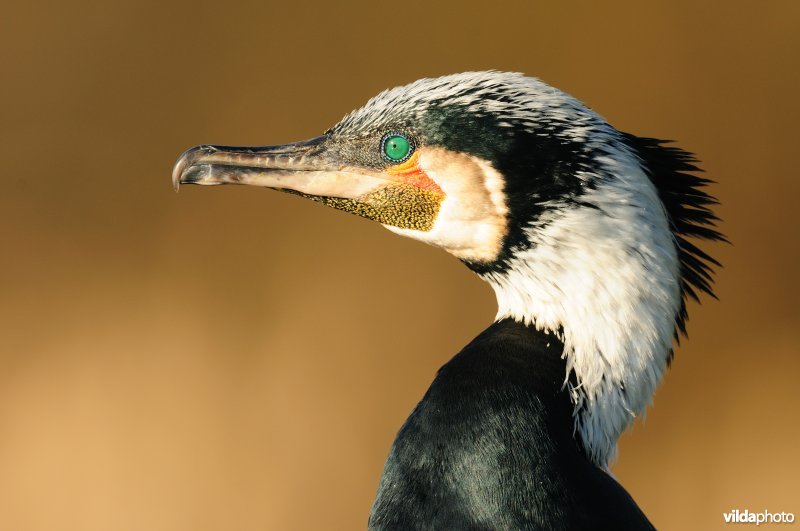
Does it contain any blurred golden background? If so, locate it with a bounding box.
[1,1,798,529]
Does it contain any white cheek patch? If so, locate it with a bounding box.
[384,147,509,263]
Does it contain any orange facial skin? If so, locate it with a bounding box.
[386,151,444,196]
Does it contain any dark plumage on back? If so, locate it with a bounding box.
[370,320,655,530]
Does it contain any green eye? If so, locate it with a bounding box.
[382,133,413,162]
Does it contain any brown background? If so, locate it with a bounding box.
[1,1,798,529]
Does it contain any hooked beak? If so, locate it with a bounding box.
[171,135,386,199]
[172,135,446,232]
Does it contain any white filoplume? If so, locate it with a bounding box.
[485,148,680,466]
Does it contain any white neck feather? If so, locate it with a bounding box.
[484,150,681,466]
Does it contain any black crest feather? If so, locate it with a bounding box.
[623,134,726,346]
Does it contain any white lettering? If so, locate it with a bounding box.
[723,509,796,525]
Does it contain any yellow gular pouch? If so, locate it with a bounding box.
[292,183,444,232]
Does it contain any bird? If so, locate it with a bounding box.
[172,71,723,530]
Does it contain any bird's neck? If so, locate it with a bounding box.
[483,162,681,466]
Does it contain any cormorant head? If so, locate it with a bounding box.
[172,72,596,267]
[173,71,722,466]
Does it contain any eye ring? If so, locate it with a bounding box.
[381,132,414,163]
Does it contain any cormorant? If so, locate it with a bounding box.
[172,71,722,530]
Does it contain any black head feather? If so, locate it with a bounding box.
[623,134,726,348]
